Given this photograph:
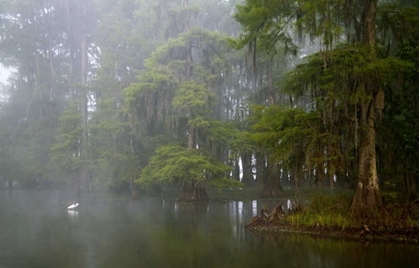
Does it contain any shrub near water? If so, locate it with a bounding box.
[287,193,354,229]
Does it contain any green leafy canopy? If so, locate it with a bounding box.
[137,144,231,187]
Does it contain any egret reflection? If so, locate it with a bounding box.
[67,210,78,219]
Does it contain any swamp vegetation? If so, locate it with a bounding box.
[0,0,418,241]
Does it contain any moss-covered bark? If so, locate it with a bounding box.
[350,100,383,218]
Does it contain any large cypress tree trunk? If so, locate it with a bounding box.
[350,0,383,218]
[179,181,208,202]
[350,100,382,218]
[241,153,254,185]
[260,156,283,198]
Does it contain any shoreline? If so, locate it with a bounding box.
[245,223,419,244]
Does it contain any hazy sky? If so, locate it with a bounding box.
[0,65,10,84]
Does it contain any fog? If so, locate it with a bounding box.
[0,65,10,84]
[0,0,331,197]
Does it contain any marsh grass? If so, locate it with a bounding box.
[286,192,418,232]
[287,193,355,228]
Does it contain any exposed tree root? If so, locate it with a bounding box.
[245,204,286,228]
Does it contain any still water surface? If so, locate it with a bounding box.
[0,190,418,268]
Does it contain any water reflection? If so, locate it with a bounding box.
[67,210,79,219]
[252,200,257,215]
[0,191,418,268]
[249,231,419,268]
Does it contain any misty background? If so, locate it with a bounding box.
[0,0,417,204]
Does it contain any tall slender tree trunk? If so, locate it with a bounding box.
[48,36,56,101]
[188,124,194,150]
[260,65,283,197]
[232,155,241,182]
[68,46,74,99]
[294,165,300,198]
[129,136,140,199]
[79,35,91,193]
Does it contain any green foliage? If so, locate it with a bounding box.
[250,105,314,163]
[287,211,353,229]
[308,193,352,214]
[287,193,354,228]
[137,144,231,188]
[377,4,418,52]
[282,44,412,189]
[49,102,83,180]
[123,27,230,132]
[89,99,137,188]
[286,192,418,230]
[210,178,244,189]
[231,0,298,55]
[173,81,213,113]
[286,44,410,101]
[124,26,237,195]
[206,120,252,155]
[378,36,419,200]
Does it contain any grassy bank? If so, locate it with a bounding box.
[246,192,419,243]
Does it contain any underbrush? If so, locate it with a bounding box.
[287,193,355,229]
[286,193,419,232]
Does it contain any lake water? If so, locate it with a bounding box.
[0,190,418,268]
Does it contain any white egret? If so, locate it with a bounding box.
[67,203,80,210]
